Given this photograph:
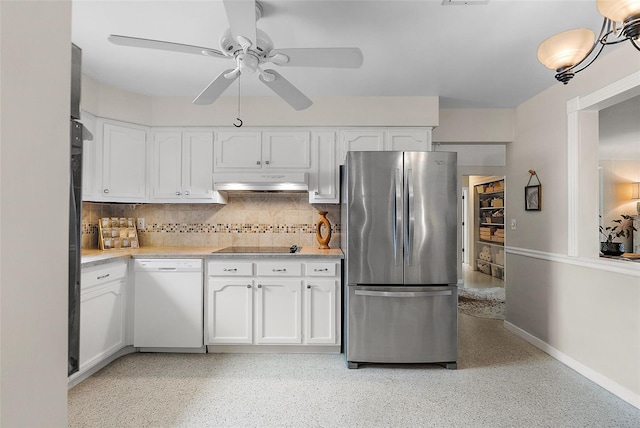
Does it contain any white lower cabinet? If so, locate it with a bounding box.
[255,279,302,344]
[206,258,341,348]
[79,261,128,374]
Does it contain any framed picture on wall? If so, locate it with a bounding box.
[525,185,541,211]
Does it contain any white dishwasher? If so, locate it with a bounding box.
[133,259,204,351]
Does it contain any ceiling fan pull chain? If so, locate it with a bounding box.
[234,76,243,127]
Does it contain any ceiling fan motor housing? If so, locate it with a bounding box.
[219,28,273,59]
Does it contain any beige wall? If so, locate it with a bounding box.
[82,75,439,127]
[0,1,70,426]
[433,109,514,143]
[506,43,640,407]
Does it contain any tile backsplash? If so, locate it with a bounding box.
[82,193,340,250]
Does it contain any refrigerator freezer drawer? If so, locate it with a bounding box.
[346,285,457,366]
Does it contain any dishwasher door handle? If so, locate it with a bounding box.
[158,267,178,271]
[355,289,452,298]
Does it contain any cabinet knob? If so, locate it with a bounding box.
[314,191,319,195]
[103,189,109,194]
[257,284,262,288]
[247,284,252,289]
[256,161,261,165]
[185,191,190,196]
[265,160,270,165]
[307,285,311,289]
[176,191,181,196]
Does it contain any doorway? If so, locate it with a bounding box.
[463,175,506,289]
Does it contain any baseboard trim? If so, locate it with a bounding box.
[503,321,640,410]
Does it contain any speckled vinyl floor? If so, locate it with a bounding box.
[68,314,640,428]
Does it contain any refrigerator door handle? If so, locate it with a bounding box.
[406,168,415,265]
[394,168,403,266]
[355,289,452,298]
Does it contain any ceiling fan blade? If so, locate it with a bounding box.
[259,69,312,111]
[192,70,239,105]
[108,35,227,59]
[269,48,364,68]
[223,0,258,47]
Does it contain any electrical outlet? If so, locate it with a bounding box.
[510,219,517,230]
[136,218,145,230]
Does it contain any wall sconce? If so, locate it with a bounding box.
[632,181,640,214]
[537,0,640,84]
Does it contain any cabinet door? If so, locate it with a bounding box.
[183,131,214,200]
[79,280,126,372]
[309,131,338,203]
[101,123,147,201]
[207,279,254,344]
[151,131,183,200]
[262,131,311,169]
[305,279,337,344]
[386,129,432,151]
[255,279,302,344]
[215,131,262,169]
[340,130,384,164]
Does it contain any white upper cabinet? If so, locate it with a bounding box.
[341,130,385,158]
[339,128,433,164]
[214,131,263,170]
[215,130,312,171]
[386,129,432,151]
[262,131,311,169]
[100,121,148,201]
[309,131,339,204]
[151,130,224,203]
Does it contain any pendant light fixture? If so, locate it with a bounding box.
[537,0,640,84]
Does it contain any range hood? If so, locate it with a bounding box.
[213,172,309,192]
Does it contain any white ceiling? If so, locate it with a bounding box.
[72,1,618,109]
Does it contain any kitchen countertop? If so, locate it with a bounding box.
[81,246,344,268]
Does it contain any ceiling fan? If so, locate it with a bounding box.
[108,0,364,111]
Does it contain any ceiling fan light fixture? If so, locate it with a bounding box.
[537,29,595,71]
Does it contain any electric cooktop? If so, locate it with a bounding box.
[213,245,299,254]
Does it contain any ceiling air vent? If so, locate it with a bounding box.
[442,0,489,5]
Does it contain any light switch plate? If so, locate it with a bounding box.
[510,219,517,230]
[136,218,145,230]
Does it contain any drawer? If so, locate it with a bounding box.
[305,262,337,276]
[81,262,127,289]
[256,262,302,276]
[208,262,253,276]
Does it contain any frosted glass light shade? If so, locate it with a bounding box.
[537,29,595,70]
[597,0,640,22]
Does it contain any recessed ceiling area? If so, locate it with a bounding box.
[72,1,616,109]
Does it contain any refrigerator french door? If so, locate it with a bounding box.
[341,151,458,369]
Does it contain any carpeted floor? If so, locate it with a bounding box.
[458,286,505,320]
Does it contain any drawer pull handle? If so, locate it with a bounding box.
[272,268,286,272]
[247,284,252,289]
[97,273,110,280]
[223,268,237,272]
[313,268,329,272]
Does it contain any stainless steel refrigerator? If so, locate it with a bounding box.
[341,151,458,369]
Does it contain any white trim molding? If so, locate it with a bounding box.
[566,71,640,258]
[504,321,640,410]
[505,246,640,277]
